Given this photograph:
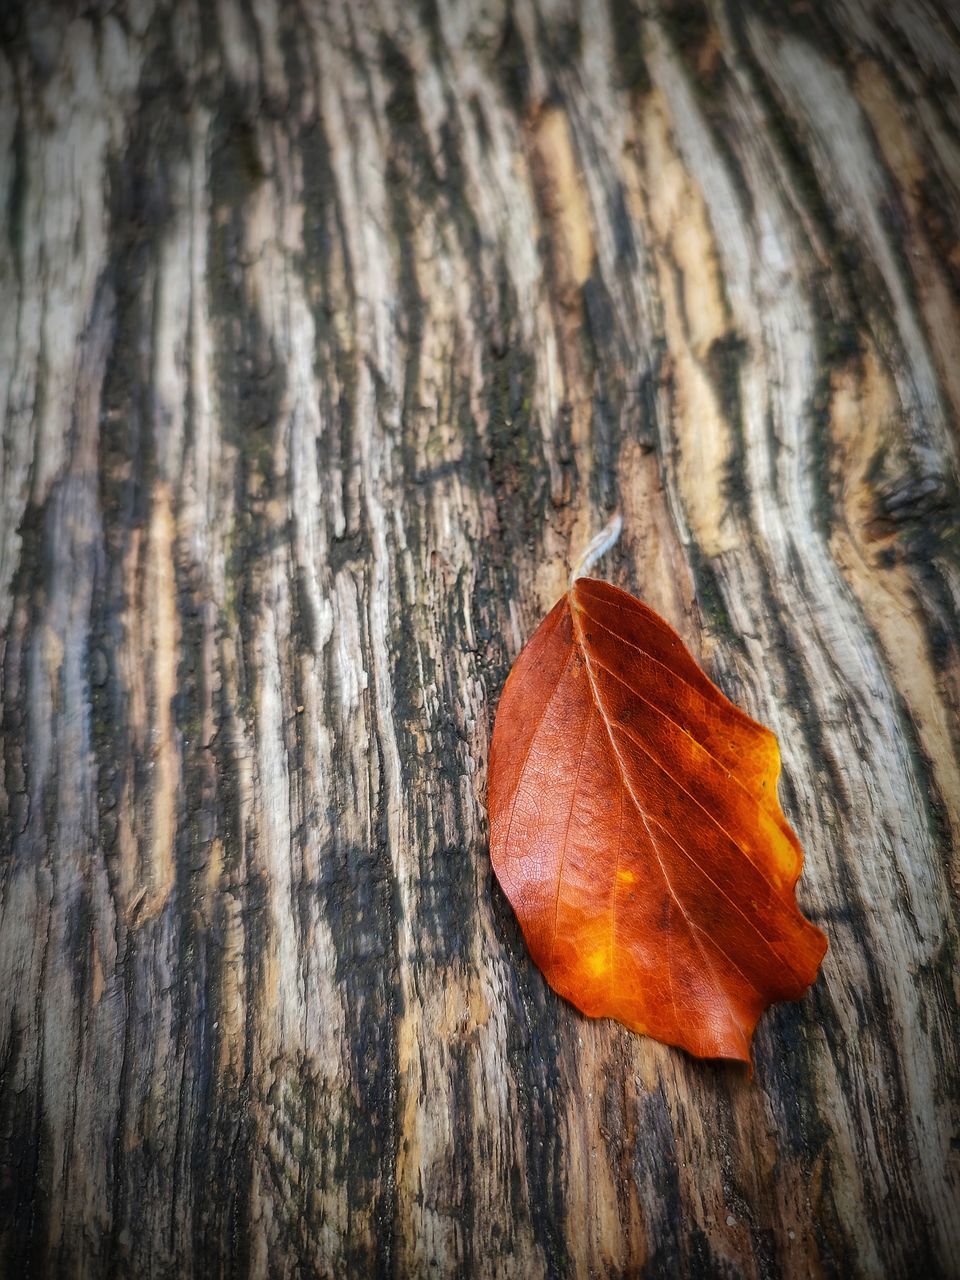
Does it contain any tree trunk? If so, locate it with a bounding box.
[1,1,958,1276]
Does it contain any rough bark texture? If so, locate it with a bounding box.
[1,1,958,1277]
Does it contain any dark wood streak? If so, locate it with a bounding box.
[1,1,958,1276]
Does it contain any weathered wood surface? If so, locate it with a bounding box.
[1,1,958,1276]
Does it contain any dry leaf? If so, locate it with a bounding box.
[488,577,828,1062]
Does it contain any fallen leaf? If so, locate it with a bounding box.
[487,577,828,1062]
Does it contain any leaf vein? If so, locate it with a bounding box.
[572,605,803,984]
[575,601,770,743]
[548,703,595,964]
[499,648,574,864]
[582,650,793,892]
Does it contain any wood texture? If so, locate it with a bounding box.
[1,1,958,1276]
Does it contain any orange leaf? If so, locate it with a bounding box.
[488,578,828,1062]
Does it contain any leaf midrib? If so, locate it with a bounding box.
[569,592,803,990]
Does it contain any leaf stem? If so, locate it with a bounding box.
[569,512,623,585]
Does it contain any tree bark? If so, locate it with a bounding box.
[1,1,958,1276]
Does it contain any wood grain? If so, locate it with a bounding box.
[1,1,958,1276]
